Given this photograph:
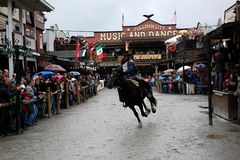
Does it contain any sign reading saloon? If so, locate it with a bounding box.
[94,19,178,43]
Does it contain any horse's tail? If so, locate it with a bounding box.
[148,96,157,107]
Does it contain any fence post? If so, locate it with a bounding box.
[82,86,86,102]
[65,80,70,109]
[76,83,80,105]
[47,86,51,118]
[56,84,61,114]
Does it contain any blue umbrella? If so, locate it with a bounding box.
[68,71,80,77]
[33,71,54,78]
[196,64,207,68]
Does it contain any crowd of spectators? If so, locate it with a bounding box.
[0,69,101,136]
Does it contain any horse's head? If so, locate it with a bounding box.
[107,67,122,89]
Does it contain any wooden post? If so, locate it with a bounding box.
[82,86,86,102]
[56,84,60,114]
[207,38,213,125]
[77,83,80,105]
[65,80,70,109]
[47,86,51,118]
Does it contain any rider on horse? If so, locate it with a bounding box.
[120,53,152,107]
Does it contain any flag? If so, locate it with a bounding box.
[80,49,86,57]
[122,13,124,26]
[74,40,80,61]
[172,10,177,24]
[93,43,105,60]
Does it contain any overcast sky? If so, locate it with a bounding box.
[44,0,237,35]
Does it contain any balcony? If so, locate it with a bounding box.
[55,44,76,51]
[176,39,204,53]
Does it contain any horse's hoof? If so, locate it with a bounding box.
[146,108,151,114]
[144,111,150,116]
[142,113,148,117]
[151,107,156,113]
[137,123,143,128]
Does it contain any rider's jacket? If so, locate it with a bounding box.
[122,59,135,76]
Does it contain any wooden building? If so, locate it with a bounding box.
[85,16,182,75]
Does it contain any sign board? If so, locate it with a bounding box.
[134,54,161,60]
[92,19,178,43]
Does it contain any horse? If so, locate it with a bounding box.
[107,67,157,128]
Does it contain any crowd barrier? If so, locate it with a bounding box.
[156,79,208,95]
[0,81,99,134]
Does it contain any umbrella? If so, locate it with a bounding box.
[56,75,63,80]
[163,69,175,74]
[162,72,172,77]
[33,71,54,78]
[196,64,207,68]
[178,30,188,35]
[44,64,66,72]
[68,71,80,77]
[177,66,191,73]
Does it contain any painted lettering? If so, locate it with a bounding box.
[140,32,145,37]
[100,33,106,41]
[149,31,154,36]
[160,31,167,36]
[167,31,173,36]
[112,33,118,40]
[172,30,178,36]
[134,32,140,37]
[130,32,134,37]
[106,33,112,40]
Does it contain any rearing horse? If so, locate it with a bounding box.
[107,67,157,128]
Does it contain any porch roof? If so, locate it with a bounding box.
[0,0,54,12]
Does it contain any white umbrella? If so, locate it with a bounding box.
[165,35,182,45]
[177,66,191,73]
[163,69,175,74]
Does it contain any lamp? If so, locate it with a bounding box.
[0,35,15,57]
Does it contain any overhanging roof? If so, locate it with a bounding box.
[46,50,86,58]
[206,21,240,39]
[0,0,54,12]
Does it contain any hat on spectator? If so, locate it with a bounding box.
[71,77,76,81]
[10,79,16,84]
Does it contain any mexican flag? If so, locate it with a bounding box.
[93,43,105,60]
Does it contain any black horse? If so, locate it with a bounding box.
[107,67,157,128]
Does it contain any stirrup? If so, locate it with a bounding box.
[122,102,127,108]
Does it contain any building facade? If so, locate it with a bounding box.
[85,17,182,75]
[0,0,54,79]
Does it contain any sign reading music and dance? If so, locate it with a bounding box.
[93,19,178,42]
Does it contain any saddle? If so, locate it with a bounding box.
[127,78,139,87]
[127,78,152,98]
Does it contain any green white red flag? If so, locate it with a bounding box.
[93,43,105,60]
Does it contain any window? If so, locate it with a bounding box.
[39,34,43,49]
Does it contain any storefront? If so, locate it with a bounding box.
[85,16,182,75]
[207,1,240,122]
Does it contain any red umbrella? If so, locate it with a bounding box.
[44,64,66,72]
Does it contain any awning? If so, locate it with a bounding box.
[0,0,54,12]
[46,50,86,58]
[165,35,182,45]
[206,21,240,39]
